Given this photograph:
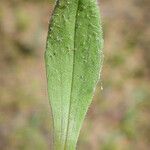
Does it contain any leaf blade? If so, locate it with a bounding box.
[45,0,103,149]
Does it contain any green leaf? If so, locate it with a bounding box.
[45,0,103,149]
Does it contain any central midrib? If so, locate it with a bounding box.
[64,1,80,149]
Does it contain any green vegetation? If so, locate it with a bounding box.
[45,1,103,149]
[0,0,149,150]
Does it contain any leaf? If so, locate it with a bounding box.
[45,0,103,149]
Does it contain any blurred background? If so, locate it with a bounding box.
[0,0,149,149]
